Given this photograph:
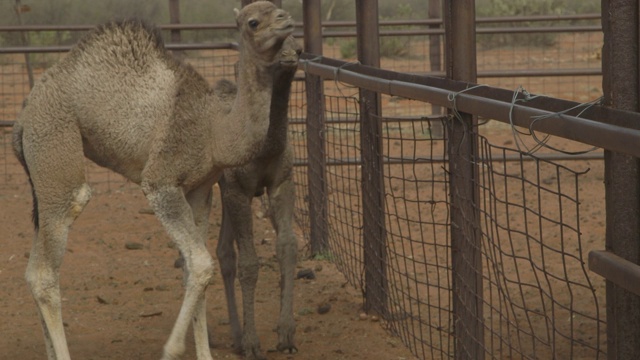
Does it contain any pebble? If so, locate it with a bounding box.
[359,312,368,321]
[125,242,144,250]
[296,268,316,280]
[317,303,331,314]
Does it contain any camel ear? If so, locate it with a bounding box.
[234,8,240,26]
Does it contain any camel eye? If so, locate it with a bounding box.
[248,19,259,29]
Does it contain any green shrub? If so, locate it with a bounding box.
[476,0,571,49]
[340,39,357,59]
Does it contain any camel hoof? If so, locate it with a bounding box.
[242,339,265,360]
[243,349,267,360]
[276,343,298,354]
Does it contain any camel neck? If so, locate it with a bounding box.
[256,66,296,159]
[213,55,275,167]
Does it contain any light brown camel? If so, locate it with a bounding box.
[11,2,293,359]
[213,35,301,359]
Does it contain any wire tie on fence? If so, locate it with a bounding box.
[447,84,488,122]
[446,84,487,150]
[299,55,323,73]
[507,86,603,156]
[528,96,603,155]
[332,60,361,99]
[508,85,546,155]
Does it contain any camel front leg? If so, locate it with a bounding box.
[267,177,298,354]
[143,184,214,360]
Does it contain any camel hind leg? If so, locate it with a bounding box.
[215,178,243,354]
[19,121,91,360]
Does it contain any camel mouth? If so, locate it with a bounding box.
[279,59,298,68]
[276,23,294,35]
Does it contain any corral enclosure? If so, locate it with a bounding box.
[2,0,637,359]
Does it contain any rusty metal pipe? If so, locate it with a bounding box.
[299,56,640,159]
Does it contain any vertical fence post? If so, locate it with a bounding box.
[303,0,329,256]
[429,0,442,116]
[444,1,484,359]
[13,0,33,90]
[601,1,640,359]
[356,0,388,316]
[168,0,181,44]
[168,0,183,60]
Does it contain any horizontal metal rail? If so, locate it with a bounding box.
[589,250,640,297]
[0,14,600,32]
[0,23,238,32]
[0,42,238,54]
[406,68,602,79]
[298,54,640,159]
[318,24,601,38]
[291,151,604,167]
[0,44,600,80]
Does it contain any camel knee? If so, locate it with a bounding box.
[218,255,236,279]
[216,245,237,278]
[68,183,92,221]
[276,234,297,262]
[237,258,259,285]
[185,252,215,288]
[37,183,91,230]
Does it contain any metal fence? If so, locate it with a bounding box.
[290,55,612,359]
[0,12,630,360]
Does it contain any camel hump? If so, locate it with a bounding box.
[78,20,164,51]
[68,20,167,71]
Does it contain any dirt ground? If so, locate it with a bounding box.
[0,174,419,360]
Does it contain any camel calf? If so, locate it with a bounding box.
[214,36,301,360]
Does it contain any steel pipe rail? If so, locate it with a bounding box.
[590,250,640,297]
[299,54,640,159]
[0,42,238,54]
[0,14,600,32]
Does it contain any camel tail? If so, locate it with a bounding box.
[12,121,39,230]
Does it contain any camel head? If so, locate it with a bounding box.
[234,1,294,64]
